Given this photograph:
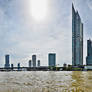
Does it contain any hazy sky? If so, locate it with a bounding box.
[0,0,91,67]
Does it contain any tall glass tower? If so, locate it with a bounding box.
[37,60,40,67]
[48,53,56,67]
[72,4,83,66]
[32,55,36,67]
[86,39,92,65]
[29,60,32,67]
[5,55,10,68]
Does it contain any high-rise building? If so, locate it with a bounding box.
[32,55,36,67]
[48,53,56,67]
[86,39,92,65]
[5,55,10,68]
[72,4,83,66]
[29,60,32,67]
[17,63,20,70]
[37,60,40,67]
[11,64,14,70]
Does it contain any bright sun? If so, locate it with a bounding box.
[30,0,48,21]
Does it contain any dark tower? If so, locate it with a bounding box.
[37,60,40,67]
[29,60,32,67]
[48,53,56,67]
[5,55,10,68]
[32,55,36,67]
[86,39,92,65]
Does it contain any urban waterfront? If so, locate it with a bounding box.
[0,0,92,92]
[0,71,92,92]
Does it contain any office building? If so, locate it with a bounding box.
[72,4,83,66]
[86,39,92,65]
[32,55,36,67]
[48,53,56,67]
[37,60,40,67]
[18,63,20,70]
[29,60,32,67]
[11,64,14,70]
[5,55,10,68]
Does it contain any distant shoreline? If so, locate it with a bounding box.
[0,66,92,71]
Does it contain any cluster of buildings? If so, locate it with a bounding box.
[4,53,56,70]
[28,55,40,67]
[72,4,92,70]
[4,55,20,70]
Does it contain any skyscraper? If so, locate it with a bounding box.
[32,55,36,67]
[5,55,10,68]
[48,53,56,67]
[17,63,20,70]
[86,39,92,65]
[11,64,14,70]
[37,60,40,67]
[72,4,83,66]
[29,60,32,67]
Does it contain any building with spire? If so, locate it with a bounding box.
[72,4,83,66]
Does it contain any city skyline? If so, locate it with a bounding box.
[0,1,92,92]
[0,0,92,67]
[3,53,56,68]
[0,0,71,67]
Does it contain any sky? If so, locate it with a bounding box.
[0,0,91,67]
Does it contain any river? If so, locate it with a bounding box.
[0,71,91,92]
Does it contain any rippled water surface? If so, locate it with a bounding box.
[0,71,92,92]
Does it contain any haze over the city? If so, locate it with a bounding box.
[0,0,91,67]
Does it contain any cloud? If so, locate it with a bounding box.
[87,0,92,10]
[0,0,72,67]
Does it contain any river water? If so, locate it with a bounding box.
[0,71,92,92]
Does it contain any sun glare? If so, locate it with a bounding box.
[30,0,48,21]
